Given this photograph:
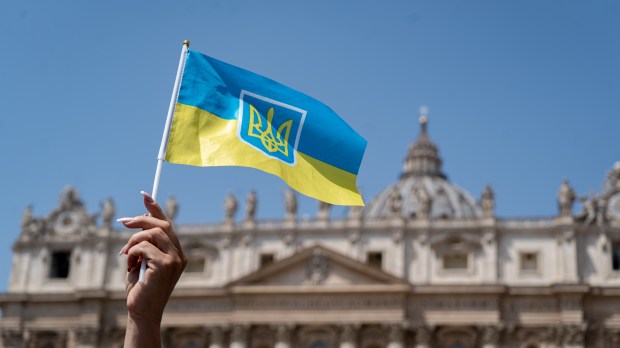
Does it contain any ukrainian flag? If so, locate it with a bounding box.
[164,50,366,206]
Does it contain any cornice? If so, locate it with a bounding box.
[411,284,506,294]
[229,284,410,295]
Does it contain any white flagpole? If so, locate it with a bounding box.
[140,40,190,283]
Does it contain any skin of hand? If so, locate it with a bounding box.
[119,192,188,348]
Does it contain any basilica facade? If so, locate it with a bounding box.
[2,115,620,348]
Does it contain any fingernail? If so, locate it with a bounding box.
[119,244,127,255]
[117,217,134,223]
[140,191,155,202]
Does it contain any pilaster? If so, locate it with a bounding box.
[556,219,578,283]
[390,219,405,277]
[480,219,498,283]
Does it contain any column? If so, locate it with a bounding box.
[479,326,499,348]
[387,324,403,348]
[208,327,224,348]
[339,325,357,348]
[275,325,292,348]
[230,325,248,348]
[414,327,431,348]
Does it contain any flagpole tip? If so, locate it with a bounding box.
[183,40,190,47]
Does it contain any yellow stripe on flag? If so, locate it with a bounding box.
[166,103,363,205]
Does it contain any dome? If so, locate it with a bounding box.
[365,176,482,219]
[365,110,483,220]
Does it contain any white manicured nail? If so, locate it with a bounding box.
[140,191,155,202]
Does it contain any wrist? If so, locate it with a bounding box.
[125,314,162,348]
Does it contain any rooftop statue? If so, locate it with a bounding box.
[576,192,597,226]
[284,189,297,221]
[224,193,238,222]
[59,185,83,211]
[166,196,179,222]
[415,184,432,219]
[245,190,257,221]
[481,185,495,218]
[388,187,403,217]
[101,198,115,229]
[558,180,575,217]
[317,200,331,221]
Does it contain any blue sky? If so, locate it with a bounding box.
[0,0,618,291]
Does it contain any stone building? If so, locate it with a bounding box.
[2,114,620,348]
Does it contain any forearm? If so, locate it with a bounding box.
[124,314,162,348]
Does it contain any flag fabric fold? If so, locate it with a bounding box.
[165,50,366,206]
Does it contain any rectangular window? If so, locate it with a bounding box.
[520,252,539,273]
[259,253,274,268]
[49,251,71,279]
[443,252,468,270]
[612,242,620,271]
[367,251,383,269]
[185,256,206,273]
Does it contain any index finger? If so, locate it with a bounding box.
[140,191,167,221]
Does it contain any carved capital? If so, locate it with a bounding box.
[414,327,432,344]
[74,326,98,345]
[417,231,429,245]
[230,324,248,343]
[561,325,585,345]
[340,324,358,343]
[387,324,404,343]
[557,228,575,244]
[479,325,500,344]
[240,234,253,246]
[482,230,495,245]
[209,327,224,345]
[348,230,360,244]
[283,232,295,246]
[392,230,403,244]
[0,329,23,346]
[218,237,231,250]
[274,324,292,344]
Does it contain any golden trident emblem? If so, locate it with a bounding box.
[247,104,292,156]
